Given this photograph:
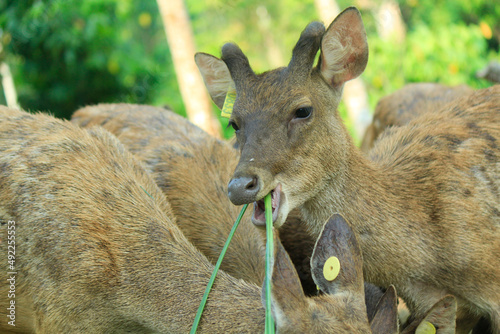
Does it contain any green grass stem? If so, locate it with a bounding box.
[264,193,275,333]
[190,203,249,334]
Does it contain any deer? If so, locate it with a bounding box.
[360,83,473,152]
[0,105,429,333]
[72,103,460,332]
[195,6,500,334]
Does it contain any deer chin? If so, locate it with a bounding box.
[251,183,288,228]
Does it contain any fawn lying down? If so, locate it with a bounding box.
[270,214,457,334]
[195,6,500,333]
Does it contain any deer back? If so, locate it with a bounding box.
[360,83,473,152]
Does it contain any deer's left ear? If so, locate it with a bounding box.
[318,7,368,87]
[402,295,457,334]
[195,52,235,110]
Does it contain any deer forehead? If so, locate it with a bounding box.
[232,70,333,120]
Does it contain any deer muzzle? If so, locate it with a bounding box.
[228,175,261,205]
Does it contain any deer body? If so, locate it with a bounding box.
[360,83,473,151]
[196,7,500,333]
[0,106,265,333]
[302,88,500,333]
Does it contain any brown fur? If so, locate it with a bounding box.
[360,83,474,152]
[0,106,265,333]
[196,6,500,334]
[401,295,457,334]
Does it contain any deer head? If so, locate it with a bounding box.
[264,213,457,333]
[196,7,368,228]
[264,214,398,333]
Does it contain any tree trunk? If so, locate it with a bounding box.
[156,0,221,138]
[256,5,285,68]
[0,62,20,110]
[374,0,406,43]
[314,0,372,141]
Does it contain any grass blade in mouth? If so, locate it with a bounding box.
[264,193,275,333]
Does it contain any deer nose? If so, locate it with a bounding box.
[228,176,260,205]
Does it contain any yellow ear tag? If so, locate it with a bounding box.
[415,321,436,334]
[221,87,236,119]
[323,256,340,281]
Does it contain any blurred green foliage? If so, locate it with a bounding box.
[0,0,182,118]
[0,0,498,138]
[360,0,499,112]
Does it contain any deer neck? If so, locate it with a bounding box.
[299,142,416,286]
[299,137,411,248]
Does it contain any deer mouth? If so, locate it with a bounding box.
[252,184,281,227]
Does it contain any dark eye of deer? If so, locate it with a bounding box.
[294,107,312,119]
[228,121,240,132]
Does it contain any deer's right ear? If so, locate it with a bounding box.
[195,53,235,110]
[318,7,368,87]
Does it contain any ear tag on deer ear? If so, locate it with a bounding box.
[323,256,340,281]
[221,86,236,119]
[415,321,436,334]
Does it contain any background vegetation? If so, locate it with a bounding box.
[0,0,498,140]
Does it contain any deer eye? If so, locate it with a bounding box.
[294,107,313,119]
[228,120,240,132]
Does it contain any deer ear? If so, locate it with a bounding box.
[195,52,235,109]
[370,285,399,334]
[420,296,457,333]
[310,214,364,297]
[262,232,306,327]
[318,7,368,86]
[402,295,457,334]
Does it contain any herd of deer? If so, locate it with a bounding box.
[0,7,498,334]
